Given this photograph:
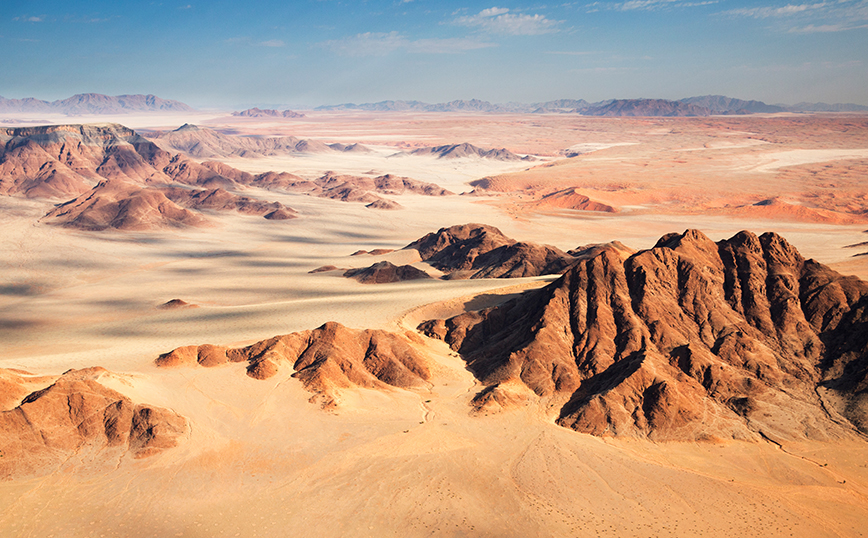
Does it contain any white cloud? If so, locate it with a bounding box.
[721,0,868,32]
[321,31,495,56]
[724,2,827,18]
[454,7,561,35]
[12,16,44,22]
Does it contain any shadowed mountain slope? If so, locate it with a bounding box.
[403,223,575,279]
[419,229,868,442]
[344,261,432,283]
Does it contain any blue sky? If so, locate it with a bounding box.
[1,0,866,107]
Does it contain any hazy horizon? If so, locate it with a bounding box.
[2,0,866,108]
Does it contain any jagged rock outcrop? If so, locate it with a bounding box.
[404,223,575,279]
[344,261,432,284]
[419,229,868,442]
[0,367,187,479]
[156,322,430,408]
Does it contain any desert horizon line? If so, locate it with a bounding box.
[2,91,867,114]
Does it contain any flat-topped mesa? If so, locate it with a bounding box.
[155,322,431,408]
[403,223,575,279]
[419,229,868,442]
[0,123,173,198]
[0,123,262,198]
[0,367,188,479]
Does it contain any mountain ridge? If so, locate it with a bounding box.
[419,228,868,442]
[0,93,194,114]
[314,95,868,116]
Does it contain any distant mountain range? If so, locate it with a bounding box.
[1,93,866,117]
[316,95,868,116]
[232,107,305,118]
[0,93,194,115]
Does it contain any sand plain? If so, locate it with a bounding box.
[2,111,868,537]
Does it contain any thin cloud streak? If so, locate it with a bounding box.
[585,0,717,11]
[788,22,868,31]
[720,0,868,29]
[320,31,496,56]
[723,2,828,18]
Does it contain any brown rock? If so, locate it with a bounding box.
[196,344,229,367]
[344,261,432,284]
[309,265,340,273]
[43,179,208,231]
[531,188,618,213]
[0,368,187,478]
[419,229,868,442]
[158,298,197,310]
[366,199,402,210]
[156,322,431,405]
[162,186,297,219]
[155,345,198,368]
[264,208,297,220]
[404,223,576,279]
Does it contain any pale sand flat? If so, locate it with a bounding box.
[2,113,868,537]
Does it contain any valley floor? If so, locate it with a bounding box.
[2,112,868,536]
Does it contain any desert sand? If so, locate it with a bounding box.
[2,111,868,537]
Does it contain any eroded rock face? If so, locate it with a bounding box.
[404,223,575,279]
[419,229,868,442]
[0,367,187,479]
[344,261,432,284]
[156,322,431,408]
